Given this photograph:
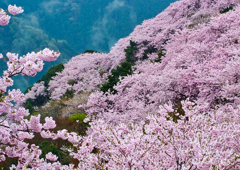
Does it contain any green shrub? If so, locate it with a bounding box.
[124,40,138,63]
[69,113,89,134]
[69,113,87,124]
[154,47,165,63]
[220,5,234,14]
[100,61,133,93]
[83,49,99,54]
[24,63,65,109]
[62,89,74,99]
[39,141,71,165]
[37,63,64,87]
[100,40,137,93]
[67,80,76,86]
[24,99,36,115]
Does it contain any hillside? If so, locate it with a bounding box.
[27,0,240,115]
[22,0,240,169]
[0,0,176,91]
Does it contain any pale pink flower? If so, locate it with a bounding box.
[29,115,42,132]
[55,129,68,140]
[36,48,60,61]
[6,52,18,62]
[46,152,58,161]
[40,130,54,138]
[43,117,56,130]
[8,5,23,15]
[0,13,10,26]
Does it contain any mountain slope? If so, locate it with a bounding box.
[22,0,240,169]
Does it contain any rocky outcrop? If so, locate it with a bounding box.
[37,91,90,120]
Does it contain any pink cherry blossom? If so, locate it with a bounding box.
[0,4,62,167]
[47,52,111,100]
[0,12,10,26]
[2,0,240,169]
[29,115,42,132]
[6,52,18,62]
[25,81,46,100]
[36,48,60,61]
[40,130,55,138]
[43,117,56,130]
[55,129,69,140]
[46,152,58,161]
[8,5,23,15]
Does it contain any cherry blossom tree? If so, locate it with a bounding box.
[68,101,240,169]
[0,4,66,169]
[73,0,240,169]
[83,0,240,124]
[47,52,112,100]
[4,0,240,169]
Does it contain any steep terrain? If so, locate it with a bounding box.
[23,0,240,168]
[27,0,240,119]
[1,0,176,91]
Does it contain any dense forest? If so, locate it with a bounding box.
[2,0,240,169]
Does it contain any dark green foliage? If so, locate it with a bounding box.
[37,63,64,87]
[24,94,50,117]
[100,62,133,93]
[167,101,186,123]
[0,92,5,102]
[124,40,138,63]
[24,63,64,94]
[83,49,99,54]
[154,47,166,63]
[67,80,76,86]
[143,45,158,60]
[25,99,36,115]
[67,78,82,86]
[111,62,133,77]
[39,141,71,165]
[69,113,90,132]
[220,5,234,14]
[62,89,74,99]
[24,63,64,112]
[0,157,17,169]
[69,113,87,124]
[100,41,137,93]
[31,95,50,107]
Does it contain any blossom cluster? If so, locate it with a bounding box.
[0,4,65,168]
[0,5,23,26]
[4,0,240,169]
[72,0,240,169]
[8,5,24,16]
[24,81,46,100]
[47,52,112,100]
[6,49,60,78]
[0,9,10,26]
[69,102,240,169]
[81,0,240,124]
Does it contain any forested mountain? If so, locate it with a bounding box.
[2,0,240,169]
[0,0,176,91]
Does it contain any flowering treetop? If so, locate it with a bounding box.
[0,4,69,169]
[8,5,24,16]
[0,5,23,26]
[6,0,240,169]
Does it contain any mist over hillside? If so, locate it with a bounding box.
[0,0,176,91]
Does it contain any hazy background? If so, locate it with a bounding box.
[0,0,176,91]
